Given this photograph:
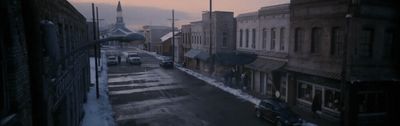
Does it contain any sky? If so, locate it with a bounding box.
[69,0,289,30]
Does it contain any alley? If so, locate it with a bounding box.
[106,48,271,126]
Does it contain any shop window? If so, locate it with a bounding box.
[358,92,386,113]
[324,89,340,111]
[298,82,313,102]
[280,76,287,101]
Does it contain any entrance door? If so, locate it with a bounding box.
[314,86,323,111]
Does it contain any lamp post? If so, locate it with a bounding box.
[209,0,214,75]
[340,13,352,126]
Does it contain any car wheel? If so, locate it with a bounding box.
[276,121,282,126]
[255,109,261,118]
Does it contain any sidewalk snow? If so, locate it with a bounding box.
[177,67,261,105]
[82,53,115,126]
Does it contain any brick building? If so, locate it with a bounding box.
[1,0,90,126]
[287,0,400,125]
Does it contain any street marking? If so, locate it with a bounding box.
[113,96,190,112]
[109,85,184,95]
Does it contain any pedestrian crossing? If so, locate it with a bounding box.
[108,69,195,125]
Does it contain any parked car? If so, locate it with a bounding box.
[255,99,303,126]
[126,53,141,65]
[107,55,118,65]
[159,57,173,68]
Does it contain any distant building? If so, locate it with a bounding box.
[142,25,174,52]
[236,4,290,99]
[159,31,181,57]
[102,1,138,47]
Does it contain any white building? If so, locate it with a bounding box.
[236,4,290,101]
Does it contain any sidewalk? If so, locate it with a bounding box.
[292,106,340,126]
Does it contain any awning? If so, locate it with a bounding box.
[245,58,285,72]
[197,51,210,61]
[214,52,257,65]
[184,49,201,58]
[184,49,210,61]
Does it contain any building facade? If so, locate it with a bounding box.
[1,0,90,126]
[288,0,399,125]
[181,24,192,67]
[236,4,290,100]
[142,25,173,52]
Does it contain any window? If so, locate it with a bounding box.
[262,28,267,49]
[359,28,374,57]
[246,29,249,47]
[384,30,394,58]
[294,28,304,52]
[280,75,287,101]
[252,29,256,48]
[239,29,243,47]
[330,27,344,56]
[311,27,322,53]
[358,92,385,113]
[271,28,276,50]
[222,32,228,47]
[280,27,285,51]
[298,82,313,102]
[324,89,340,111]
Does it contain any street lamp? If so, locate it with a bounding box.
[340,13,352,126]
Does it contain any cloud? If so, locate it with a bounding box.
[70,2,196,30]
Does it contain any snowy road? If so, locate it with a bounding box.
[107,50,271,126]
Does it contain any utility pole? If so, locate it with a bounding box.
[96,7,101,68]
[172,9,175,63]
[209,0,213,75]
[92,3,100,99]
[168,10,179,63]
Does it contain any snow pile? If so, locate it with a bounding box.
[82,52,115,126]
[138,49,164,60]
[176,67,261,105]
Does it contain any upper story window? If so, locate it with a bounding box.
[294,28,304,52]
[280,27,285,51]
[359,28,374,58]
[262,28,267,49]
[239,29,243,47]
[270,28,276,50]
[383,29,394,59]
[246,29,249,48]
[252,29,256,48]
[222,32,228,47]
[330,27,344,56]
[311,27,322,53]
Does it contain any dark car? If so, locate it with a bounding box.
[159,57,173,68]
[255,99,303,126]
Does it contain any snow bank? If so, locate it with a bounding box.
[82,52,115,126]
[176,67,261,105]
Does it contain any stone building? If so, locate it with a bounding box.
[185,21,208,71]
[236,4,290,100]
[1,0,90,126]
[287,0,399,125]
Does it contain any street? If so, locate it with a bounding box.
[107,49,271,126]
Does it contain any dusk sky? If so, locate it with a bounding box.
[69,0,289,30]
